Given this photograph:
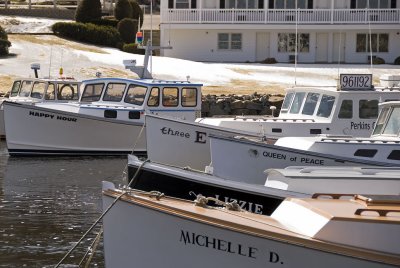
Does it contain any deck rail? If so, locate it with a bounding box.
[161,8,400,24]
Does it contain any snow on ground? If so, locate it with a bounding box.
[0,15,399,95]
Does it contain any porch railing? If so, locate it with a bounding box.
[161,8,400,24]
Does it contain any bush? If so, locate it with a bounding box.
[130,0,144,28]
[115,0,133,21]
[394,56,400,65]
[75,0,102,23]
[122,43,145,54]
[117,18,138,43]
[260,58,277,64]
[0,39,11,55]
[52,22,122,47]
[371,57,385,65]
[0,26,8,40]
[90,18,119,28]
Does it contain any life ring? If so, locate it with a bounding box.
[58,84,75,100]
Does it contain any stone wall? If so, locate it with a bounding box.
[202,93,284,117]
[0,8,75,20]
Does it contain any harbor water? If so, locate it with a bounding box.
[0,140,127,267]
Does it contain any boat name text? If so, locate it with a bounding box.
[263,151,324,165]
[29,111,77,122]
[214,194,263,214]
[160,127,207,143]
[179,230,283,264]
[350,121,373,130]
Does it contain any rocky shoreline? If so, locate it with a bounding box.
[201,93,285,117]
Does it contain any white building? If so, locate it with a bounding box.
[159,0,400,63]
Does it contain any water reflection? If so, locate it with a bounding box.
[0,142,127,267]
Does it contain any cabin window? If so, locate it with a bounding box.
[218,33,242,50]
[338,100,353,119]
[356,34,388,53]
[58,83,79,100]
[124,84,147,105]
[280,92,294,113]
[301,93,319,115]
[19,80,33,97]
[10,80,21,97]
[104,110,117,118]
[387,150,400,160]
[382,107,400,135]
[359,100,378,119]
[354,149,377,157]
[182,88,197,107]
[278,33,309,53]
[81,83,104,102]
[163,87,179,107]
[372,107,390,135]
[289,92,306,114]
[316,95,335,118]
[45,83,56,100]
[103,83,126,102]
[31,82,46,99]
[147,87,160,107]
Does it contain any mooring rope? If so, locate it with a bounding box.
[54,158,149,268]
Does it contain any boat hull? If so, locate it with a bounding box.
[3,102,146,155]
[102,188,397,268]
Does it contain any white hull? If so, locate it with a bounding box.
[209,135,394,184]
[265,166,400,195]
[102,186,398,268]
[145,114,257,170]
[4,102,146,155]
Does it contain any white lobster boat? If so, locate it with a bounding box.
[3,76,202,155]
[209,100,400,184]
[144,74,400,170]
[0,77,81,139]
[102,182,400,268]
[265,166,400,195]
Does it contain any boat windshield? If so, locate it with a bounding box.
[81,83,104,102]
[372,107,390,135]
[103,83,126,102]
[280,92,294,114]
[289,92,306,114]
[10,80,21,97]
[31,82,46,99]
[316,95,335,118]
[301,93,320,115]
[124,84,147,105]
[381,107,400,136]
[19,80,33,97]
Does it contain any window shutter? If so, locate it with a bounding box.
[168,0,173,8]
[350,0,356,9]
[268,0,274,9]
[391,0,396,8]
[220,0,225,8]
[307,0,313,9]
[191,0,196,8]
[258,0,264,9]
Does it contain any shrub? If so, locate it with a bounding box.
[52,22,122,47]
[130,0,144,28]
[0,26,8,40]
[0,39,11,55]
[122,43,145,54]
[372,57,385,65]
[115,0,133,21]
[394,56,400,65]
[260,58,277,64]
[75,0,102,23]
[90,18,119,28]
[117,18,138,43]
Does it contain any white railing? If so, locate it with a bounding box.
[162,8,400,24]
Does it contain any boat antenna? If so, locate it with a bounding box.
[337,29,342,83]
[294,2,298,86]
[150,0,153,75]
[367,0,373,74]
[48,46,53,78]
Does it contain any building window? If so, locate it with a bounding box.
[218,33,242,50]
[175,0,189,8]
[275,0,308,9]
[227,0,257,8]
[355,0,389,8]
[356,34,389,53]
[278,33,309,53]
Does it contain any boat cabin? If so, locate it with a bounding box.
[372,101,400,139]
[198,74,400,137]
[73,78,203,122]
[8,78,80,103]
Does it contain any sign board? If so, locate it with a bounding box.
[340,74,373,90]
